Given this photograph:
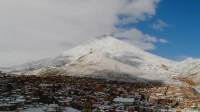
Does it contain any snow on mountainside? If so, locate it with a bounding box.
[2,36,200,92]
[1,36,179,83]
[4,36,200,88]
[63,36,172,64]
[60,36,177,82]
[1,56,70,73]
[175,58,200,75]
[174,58,200,92]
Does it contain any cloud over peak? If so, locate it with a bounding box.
[114,28,167,50]
[0,0,161,66]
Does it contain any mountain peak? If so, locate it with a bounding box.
[62,36,144,59]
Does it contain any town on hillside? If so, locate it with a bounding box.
[0,71,199,112]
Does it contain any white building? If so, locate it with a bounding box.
[113,97,134,105]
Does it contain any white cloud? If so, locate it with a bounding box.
[0,0,160,66]
[119,0,160,24]
[152,19,168,31]
[159,38,168,43]
[114,28,167,50]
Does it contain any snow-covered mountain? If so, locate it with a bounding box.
[2,35,200,92]
[1,36,179,83]
[60,36,178,82]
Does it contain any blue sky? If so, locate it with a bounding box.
[134,0,200,60]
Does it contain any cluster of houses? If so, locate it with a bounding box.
[0,72,199,112]
[149,86,200,111]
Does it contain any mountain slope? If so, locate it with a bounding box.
[174,59,200,92]
[1,56,70,73]
[59,36,177,82]
[2,36,179,83]
[2,36,200,93]
[63,36,173,64]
